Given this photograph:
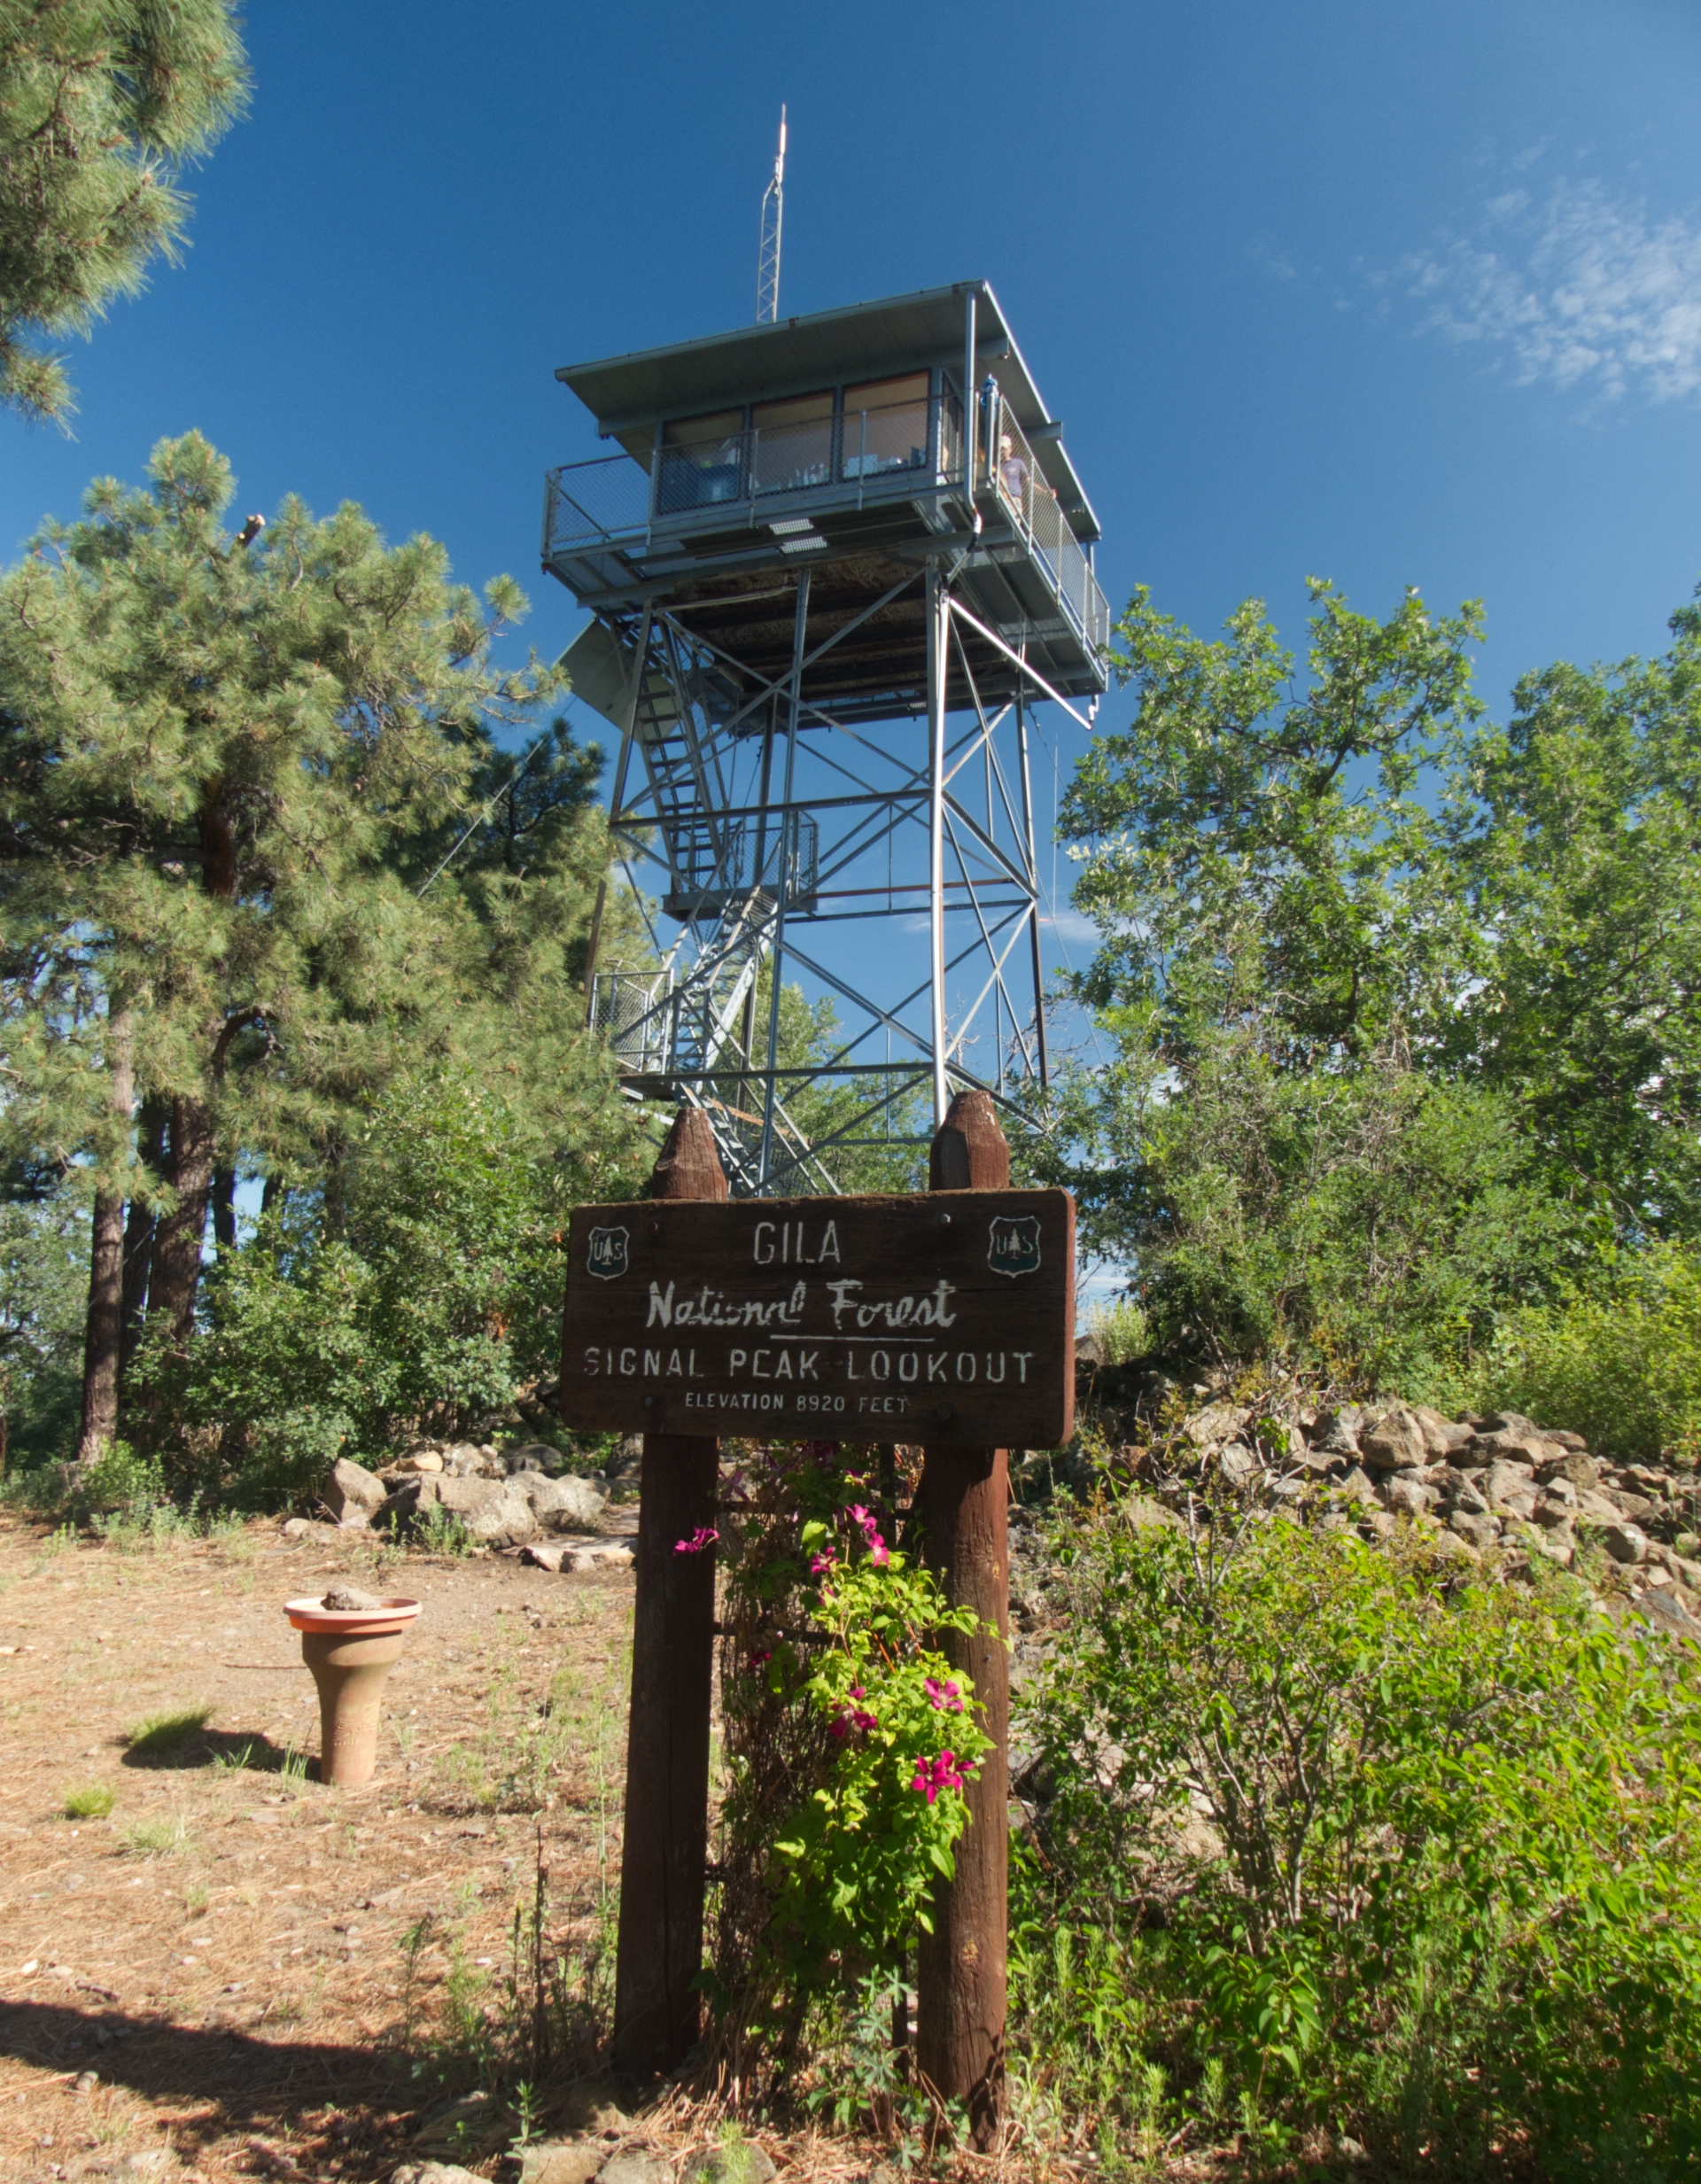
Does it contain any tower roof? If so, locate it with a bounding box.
[555,280,1099,544]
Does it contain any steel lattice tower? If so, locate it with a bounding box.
[541,282,1108,1194]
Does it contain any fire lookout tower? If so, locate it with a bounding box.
[541,281,1109,1193]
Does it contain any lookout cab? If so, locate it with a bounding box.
[542,282,1109,1193]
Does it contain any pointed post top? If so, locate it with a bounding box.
[649,1106,730,1203]
[928,1087,1010,1192]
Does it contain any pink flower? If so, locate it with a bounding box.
[830,1705,879,1739]
[924,1676,964,1714]
[847,1501,891,1565]
[809,1549,835,1575]
[673,1526,719,1556]
[910,1750,971,1804]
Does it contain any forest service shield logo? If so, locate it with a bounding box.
[586,1226,630,1280]
[987,1213,1042,1279]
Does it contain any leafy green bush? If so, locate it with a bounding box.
[138,1070,618,1505]
[1467,1239,1701,1465]
[1054,1021,1565,1393]
[1016,1503,1701,2172]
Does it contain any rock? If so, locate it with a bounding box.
[1360,1408,1428,1472]
[281,1516,313,1538]
[1484,1458,1538,1505]
[524,1540,634,1574]
[1603,1522,1651,1566]
[504,1442,565,1475]
[680,2145,778,2184]
[595,2156,673,2184]
[391,1449,445,1475]
[1332,1465,1379,1506]
[1602,1487,1658,1521]
[1453,1481,1490,1516]
[1358,1510,1398,1541]
[1471,1427,1545,1460]
[1576,1488,1628,1527]
[326,1457,387,1525]
[517,1473,609,1529]
[384,1473,537,1545]
[1429,1528,1480,1566]
[1674,1555,1701,1590]
[607,1434,642,1478]
[1479,1410,1540,1437]
[1184,1401,1249,1450]
[1411,1404,1472,1457]
[1637,1585,1701,1639]
[517,2149,605,2184]
[392,2168,483,2184]
[1124,1493,1186,1532]
[1521,1519,1574,1565]
[1381,1474,1441,1518]
[1310,1405,1363,1457]
[552,2085,630,2137]
[322,1583,381,1612]
[1217,1442,1259,1484]
[1533,1496,1576,1530]
[1545,1429,1589,1452]
[443,1443,504,1478]
[1449,1511,1500,1551]
[113,2156,173,2180]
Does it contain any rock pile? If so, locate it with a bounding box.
[1106,1395,1701,1635]
[321,1442,610,1551]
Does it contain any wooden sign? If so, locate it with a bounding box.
[559,1188,1075,1447]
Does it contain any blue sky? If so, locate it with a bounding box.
[6,0,1701,975]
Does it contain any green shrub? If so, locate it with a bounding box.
[1469,1239,1701,1465]
[136,1071,604,1506]
[1052,1024,1565,1395]
[1016,1502,1701,2172]
[1083,1295,1151,1365]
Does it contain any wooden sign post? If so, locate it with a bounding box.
[918,1088,1014,2147]
[561,1096,1073,2112]
[609,1108,726,2072]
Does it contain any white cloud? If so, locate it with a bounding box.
[1396,178,1701,405]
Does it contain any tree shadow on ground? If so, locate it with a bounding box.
[0,1996,414,2172]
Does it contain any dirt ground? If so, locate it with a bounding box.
[0,1511,1150,2184]
[0,1509,648,2184]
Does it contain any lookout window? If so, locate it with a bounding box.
[750,392,834,496]
[841,374,930,478]
[658,409,744,514]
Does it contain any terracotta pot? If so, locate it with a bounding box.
[284,1597,422,1789]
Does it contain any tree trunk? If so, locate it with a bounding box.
[120,1097,168,1379]
[211,1164,237,1254]
[147,1095,216,1344]
[75,1007,136,1465]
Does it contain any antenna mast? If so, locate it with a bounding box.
[756,105,786,323]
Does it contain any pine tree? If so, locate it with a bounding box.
[0,431,599,1461]
[0,3,249,423]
